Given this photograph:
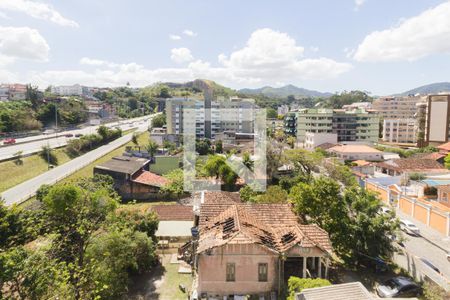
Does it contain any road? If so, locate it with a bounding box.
[392,210,450,291]
[0,116,151,161]
[1,115,154,206]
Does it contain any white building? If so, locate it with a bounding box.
[0,87,9,101]
[277,104,289,116]
[327,144,383,161]
[51,84,83,96]
[383,119,417,144]
[304,132,337,150]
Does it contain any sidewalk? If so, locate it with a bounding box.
[396,209,450,252]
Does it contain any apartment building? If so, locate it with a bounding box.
[0,86,9,101]
[416,94,450,147]
[165,96,255,139]
[51,84,84,96]
[294,108,379,144]
[0,83,27,100]
[373,96,424,144]
[383,119,417,144]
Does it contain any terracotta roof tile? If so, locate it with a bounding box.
[328,144,381,153]
[151,204,193,221]
[197,195,332,255]
[375,158,445,172]
[132,170,169,187]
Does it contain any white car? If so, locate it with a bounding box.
[399,219,420,236]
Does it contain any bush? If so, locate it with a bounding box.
[424,186,437,196]
[39,146,58,166]
[409,173,425,181]
[287,277,331,300]
[66,128,121,157]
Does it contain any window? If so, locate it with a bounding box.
[226,263,235,282]
[258,263,268,282]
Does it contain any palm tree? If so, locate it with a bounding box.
[146,139,158,158]
[242,151,254,171]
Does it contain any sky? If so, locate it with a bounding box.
[0,0,449,95]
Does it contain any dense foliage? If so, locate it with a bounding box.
[0,175,158,299]
[287,277,331,300]
[66,126,122,157]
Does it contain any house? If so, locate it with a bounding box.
[411,152,446,165]
[374,158,446,176]
[151,204,194,240]
[327,144,383,161]
[304,132,337,151]
[194,191,332,299]
[149,127,180,146]
[93,156,168,200]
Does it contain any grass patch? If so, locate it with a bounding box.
[0,148,71,193]
[158,258,193,300]
[61,130,147,183]
[150,156,181,175]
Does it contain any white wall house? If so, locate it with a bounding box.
[327,144,383,161]
[304,132,337,150]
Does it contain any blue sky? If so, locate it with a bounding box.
[0,0,449,95]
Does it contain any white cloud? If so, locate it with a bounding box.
[0,0,78,27]
[310,46,319,52]
[170,47,194,63]
[80,57,118,68]
[169,34,181,40]
[354,1,450,62]
[0,26,50,62]
[354,0,366,10]
[23,28,351,88]
[0,11,10,19]
[183,29,197,37]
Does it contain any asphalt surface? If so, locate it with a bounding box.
[1,115,154,206]
[0,116,150,161]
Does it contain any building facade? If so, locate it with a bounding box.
[294,108,379,144]
[165,96,256,139]
[416,94,450,146]
[304,132,337,150]
[51,84,84,96]
[382,119,417,144]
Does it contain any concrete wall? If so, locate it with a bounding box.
[197,243,279,296]
[398,196,450,236]
[366,182,389,204]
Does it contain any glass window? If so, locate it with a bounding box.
[258,263,268,282]
[226,263,235,282]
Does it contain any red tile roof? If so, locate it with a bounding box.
[374,158,445,173]
[132,170,169,187]
[151,204,194,221]
[198,199,332,255]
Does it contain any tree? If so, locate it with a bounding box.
[132,132,139,146]
[147,139,159,158]
[266,108,277,119]
[151,113,166,128]
[42,182,119,299]
[239,185,258,202]
[158,86,171,98]
[203,155,238,189]
[287,277,331,300]
[13,150,23,165]
[242,151,254,171]
[254,185,287,203]
[286,136,296,149]
[215,139,223,153]
[283,149,323,181]
[445,153,450,169]
[290,177,399,262]
[161,169,185,199]
[196,139,212,155]
[39,145,58,166]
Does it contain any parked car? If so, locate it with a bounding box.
[3,138,16,145]
[420,258,440,274]
[65,133,74,138]
[399,219,420,236]
[75,133,83,138]
[377,277,422,298]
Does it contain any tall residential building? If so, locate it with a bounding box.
[294,108,379,144]
[165,96,256,139]
[372,96,423,119]
[383,119,417,144]
[373,95,425,145]
[416,94,450,147]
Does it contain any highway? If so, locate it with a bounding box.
[0,116,151,161]
[1,115,154,206]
